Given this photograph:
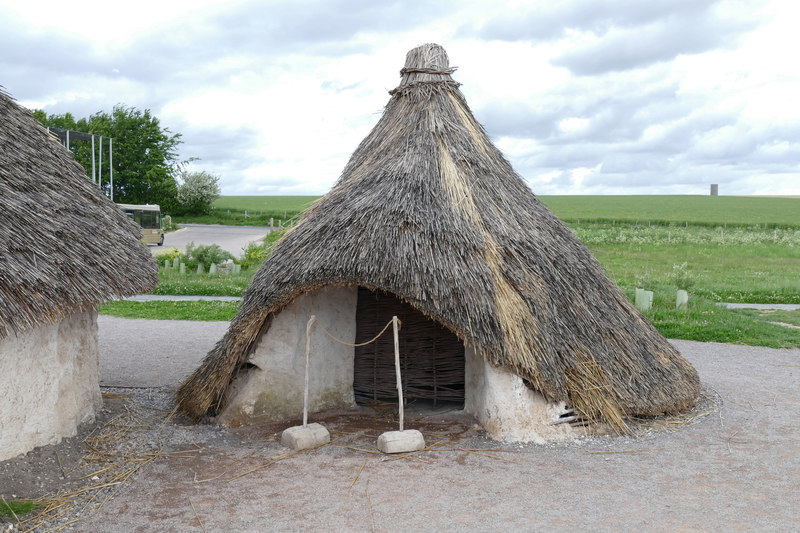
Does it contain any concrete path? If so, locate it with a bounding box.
[151,223,274,256]
[721,303,800,310]
[125,294,241,302]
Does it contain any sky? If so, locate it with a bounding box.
[2,0,798,196]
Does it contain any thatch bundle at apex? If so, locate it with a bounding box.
[177,44,699,442]
[0,88,158,460]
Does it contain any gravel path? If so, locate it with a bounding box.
[98,315,228,387]
[85,319,800,532]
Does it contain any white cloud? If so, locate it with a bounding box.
[1,0,798,196]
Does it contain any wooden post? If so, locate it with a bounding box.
[303,316,316,428]
[393,316,404,432]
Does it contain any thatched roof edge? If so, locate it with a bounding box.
[0,89,159,339]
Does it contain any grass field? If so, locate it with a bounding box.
[578,223,800,303]
[538,195,800,227]
[199,194,800,228]
[213,195,319,215]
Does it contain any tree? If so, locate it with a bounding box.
[33,105,184,212]
[176,170,221,215]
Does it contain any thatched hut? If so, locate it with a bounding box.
[0,89,158,461]
[177,44,699,442]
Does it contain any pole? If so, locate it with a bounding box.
[303,315,316,428]
[91,135,96,183]
[99,136,103,190]
[393,316,404,431]
[109,138,114,201]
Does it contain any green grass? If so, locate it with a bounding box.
[539,195,800,227]
[0,498,40,520]
[730,308,800,328]
[99,300,241,321]
[577,223,800,304]
[152,269,253,297]
[623,288,800,348]
[213,195,320,214]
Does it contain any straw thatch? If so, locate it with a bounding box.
[177,44,700,427]
[0,88,158,339]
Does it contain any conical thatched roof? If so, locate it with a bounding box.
[177,44,699,428]
[0,88,158,339]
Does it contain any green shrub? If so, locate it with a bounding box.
[183,242,234,270]
[670,262,697,290]
[240,240,270,270]
[239,228,287,270]
[154,247,182,264]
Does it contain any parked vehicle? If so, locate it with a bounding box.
[117,203,164,245]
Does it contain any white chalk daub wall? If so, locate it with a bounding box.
[0,310,102,461]
[219,285,358,427]
[464,345,585,443]
[220,285,587,442]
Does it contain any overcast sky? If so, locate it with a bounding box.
[2,0,798,196]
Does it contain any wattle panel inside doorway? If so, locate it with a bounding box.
[353,287,464,406]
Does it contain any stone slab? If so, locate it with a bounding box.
[376,430,426,454]
[281,423,331,450]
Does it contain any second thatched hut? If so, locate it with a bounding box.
[177,44,700,443]
[0,88,158,460]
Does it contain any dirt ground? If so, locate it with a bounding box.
[2,337,798,532]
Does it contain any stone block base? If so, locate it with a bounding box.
[281,423,331,450]
[377,430,425,454]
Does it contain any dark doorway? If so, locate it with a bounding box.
[353,287,464,406]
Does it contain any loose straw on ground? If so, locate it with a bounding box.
[189,498,206,533]
[18,396,199,532]
[366,482,375,533]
